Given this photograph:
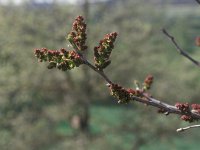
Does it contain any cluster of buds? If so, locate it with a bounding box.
[143,75,154,90]
[195,36,200,46]
[175,102,190,114]
[127,88,143,97]
[109,84,132,104]
[180,115,195,123]
[94,32,118,70]
[191,104,200,114]
[108,83,143,104]
[175,102,197,122]
[67,16,87,51]
[34,48,83,71]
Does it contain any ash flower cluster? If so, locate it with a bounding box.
[94,32,118,70]
[108,83,144,104]
[195,37,200,46]
[143,75,154,90]
[175,102,190,113]
[175,102,197,122]
[35,16,200,126]
[180,115,194,123]
[109,84,132,104]
[191,104,200,114]
[34,48,83,71]
[67,16,87,51]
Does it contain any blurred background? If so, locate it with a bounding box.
[0,0,200,149]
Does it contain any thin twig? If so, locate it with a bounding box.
[162,29,200,67]
[84,60,113,84]
[176,124,200,132]
[85,60,200,120]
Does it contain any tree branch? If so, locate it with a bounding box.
[80,56,200,121]
[36,16,200,132]
[72,42,200,121]
[131,95,200,119]
[176,124,200,132]
[69,30,200,126]
[162,29,200,67]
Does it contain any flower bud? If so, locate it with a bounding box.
[195,37,200,46]
[94,32,118,70]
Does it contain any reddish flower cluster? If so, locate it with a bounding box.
[191,104,200,114]
[175,102,190,113]
[175,102,197,122]
[195,37,200,46]
[143,75,154,90]
[94,32,118,70]
[127,88,143,97]
[109,84,132,104]
[34,48,83,71]
[67,16,87,51]
[108,83,143,104]
[181,115,195,123]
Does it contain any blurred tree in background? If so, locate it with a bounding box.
[0,0,200,150]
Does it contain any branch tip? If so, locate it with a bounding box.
[176,124,200,132]
[162,28,200,67]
